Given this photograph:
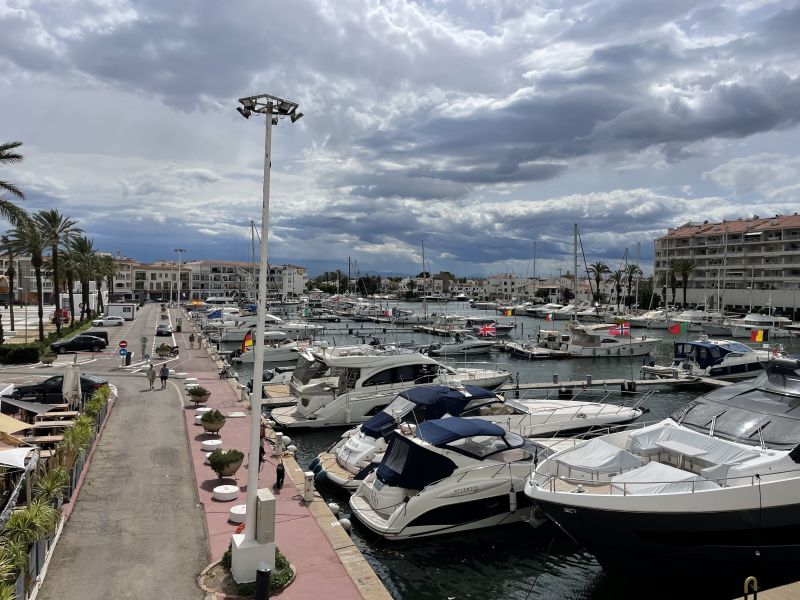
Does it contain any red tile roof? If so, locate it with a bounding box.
[662,214,800,239]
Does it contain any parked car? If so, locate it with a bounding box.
[6,374,109,403]
[155,324,173,336]
[91,316,125,327]
[50,334,108,354]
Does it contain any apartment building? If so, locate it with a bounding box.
[654,214,800,311]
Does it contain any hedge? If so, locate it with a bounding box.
[0,344,40,364]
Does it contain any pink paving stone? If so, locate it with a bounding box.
[177,339,364,600]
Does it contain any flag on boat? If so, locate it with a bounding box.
[668,322,687,334]
[608,322,630,336]
[545,313,553,321]
[478,323,496,337]
[383,309,391,317]
[207,309,223,319]
[503,309,513,317]
[750,329,767,342]
[241,330,253,353]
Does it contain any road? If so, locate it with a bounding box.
[32,305,208,600]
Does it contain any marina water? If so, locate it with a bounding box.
[223,302,799,599]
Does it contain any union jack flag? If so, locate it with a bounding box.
[608,322,631,336]
[478,323,496,337]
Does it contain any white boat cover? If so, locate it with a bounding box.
[554,438,643,475]
[0,448,34,469]
[627,424,759,465]
[610,461,720,495]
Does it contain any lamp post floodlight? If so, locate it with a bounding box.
[232,92,302,583]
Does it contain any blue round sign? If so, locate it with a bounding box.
[119,348,128,356]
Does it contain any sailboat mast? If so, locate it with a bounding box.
[573,223,578,319]
[635,242,640,310]
[421,240,428,318]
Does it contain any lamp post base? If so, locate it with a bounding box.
[231,534,275,584]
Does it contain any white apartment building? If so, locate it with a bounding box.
[654,214,800,312]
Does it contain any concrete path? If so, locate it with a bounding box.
[38,309,208,599]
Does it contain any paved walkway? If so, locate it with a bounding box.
[38,367,208,599]
[175,311,388,600]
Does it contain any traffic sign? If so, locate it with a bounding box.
[119,340,128,349]
[119,348,128,356]
[144,354,150,361]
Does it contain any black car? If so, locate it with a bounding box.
[155,324,173,336]
[7,374,109,403]
[50,334,108,354]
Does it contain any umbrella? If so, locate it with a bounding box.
[62,360,82,409]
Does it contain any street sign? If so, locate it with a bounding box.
[140,336,148,345]
[119,340,128,348]
[119,348,128,356]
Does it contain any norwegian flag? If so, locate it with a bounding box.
[608,322,631,336]
[478,322,497,337]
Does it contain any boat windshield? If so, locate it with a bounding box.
[717,341,754,354]
[443,431,526,459]
[292,355,329,385]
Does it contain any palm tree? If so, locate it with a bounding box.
[34,210,81,335]
[69,236,97,321]
[587,261,610,302]
[0,141,29,226]
[60,251,78,325]
[608,269,624,310]
[624,264,643,308]
[7,220,46,340]
[671,258,697,307]
[0,235,17,331]
[669,270,677,306]
[97,255,117,309]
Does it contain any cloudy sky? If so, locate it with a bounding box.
[1,0,799,278]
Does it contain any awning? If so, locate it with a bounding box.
[0,448,34,469]
[0,413,31,435]
[0,397,54,415]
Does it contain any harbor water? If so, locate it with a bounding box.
[220,302,799,599]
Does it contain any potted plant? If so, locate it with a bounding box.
[40,351,56,366]
[200,409,226,434]
[155,343,172,358]
[208,449,244,478]
[187,385,210,407]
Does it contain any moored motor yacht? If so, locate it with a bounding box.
[314,386,647,490]
[349,418,542,539]
[270,347,511,429]
[526,357,800,572]
[729,309,792,339]
[568,323,660,357]
[428,333,495,356]
[641,338,773,381]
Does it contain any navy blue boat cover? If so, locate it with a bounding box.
[376,435,456,488]
[417,418,505,445]
[360,385,494,439]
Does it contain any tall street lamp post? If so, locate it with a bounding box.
[175,249,186,305]
[232,93,302,583]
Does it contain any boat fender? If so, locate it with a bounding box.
[312,462,324,475]
[328,502,340,516]
[308,457,321,471]
[338,518,352,534]
[314,470,328,485]
[235,523,245,534]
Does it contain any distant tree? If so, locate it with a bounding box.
[624,264,643,307]
[0,235,17,330]
[416,271,430,279]
[671,259,697,307]
[35,209,81,335]
[7,220,46,340]
[0,141,30,226]
[608,270,624,310]
[669,270,677,306]
[587,261,610,302]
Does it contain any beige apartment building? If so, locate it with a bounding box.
[654,214,800,312]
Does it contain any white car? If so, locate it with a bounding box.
[91,316,125,327]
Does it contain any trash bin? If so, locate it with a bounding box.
[176,317,182,333]
[124,351,134,366]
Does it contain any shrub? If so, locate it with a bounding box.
[34,466,69,505]
[208,449,243,478]
[187,386,210,398]
[200,409,225,424]
[0,344,40,364]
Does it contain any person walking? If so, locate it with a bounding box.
[188,332,195,349]
[146,365,156,391]
[159,364,169,389]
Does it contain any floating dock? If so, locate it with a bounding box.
[500,375,731,394]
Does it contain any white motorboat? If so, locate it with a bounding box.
[527,303,563,318]
[464,316,515,336]
[729,309,792,339]
[628,309,668,328]
[428,333,495,356]
[641,338,773,381]
[314,386,647,491]
[270,347,511,429]
[349,418,542,539]
[667,305,725,333]
[219,313,323,342]
[231,333,305,364]
[526,357,800,572]
[568,323,660,357]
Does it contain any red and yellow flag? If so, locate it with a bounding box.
[750,329,766,342]
[241,329,254,353]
